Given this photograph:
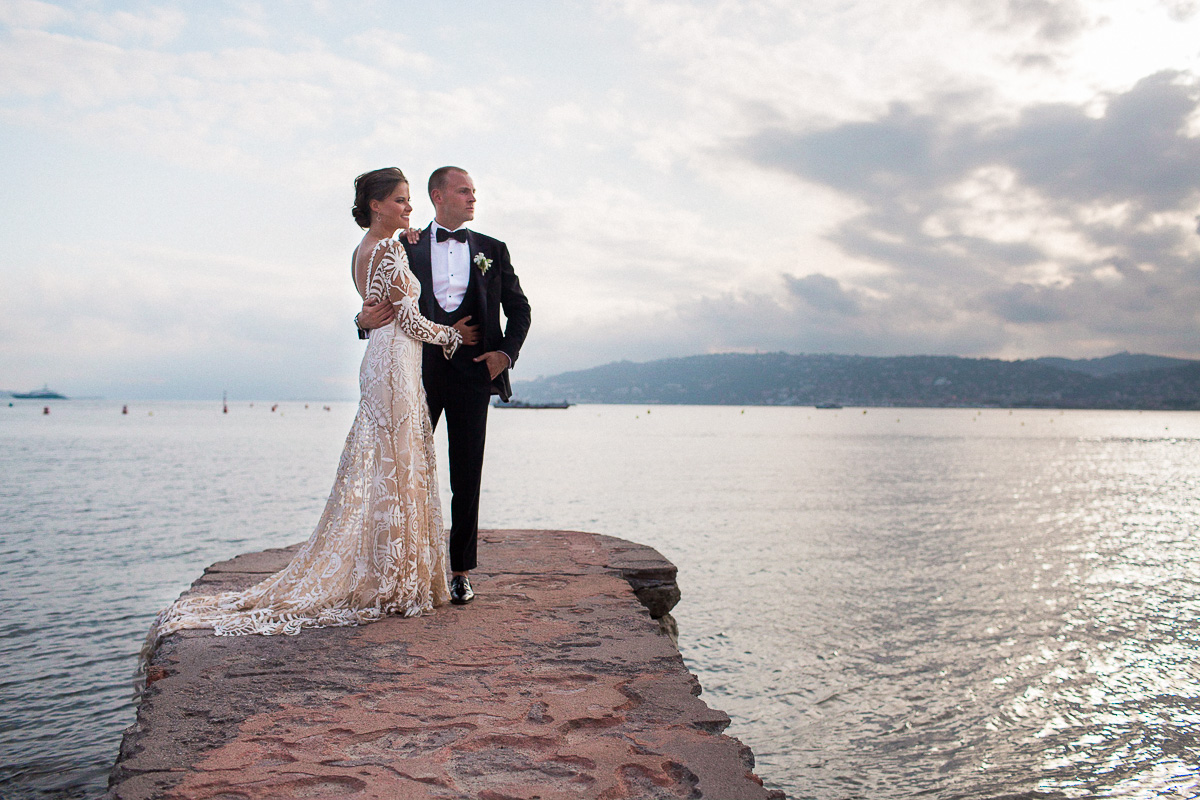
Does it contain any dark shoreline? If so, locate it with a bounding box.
[513,351,1200,409]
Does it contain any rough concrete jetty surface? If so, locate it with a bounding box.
[111,529,784,800]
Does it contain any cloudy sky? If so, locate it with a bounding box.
[2,0,1199,399]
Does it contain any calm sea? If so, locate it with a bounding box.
[2,401,1199,799]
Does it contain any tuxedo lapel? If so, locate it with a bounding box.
[408,226,435,317]
[466,231,489,326]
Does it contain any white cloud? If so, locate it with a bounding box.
[81,7,187,48]
[0,25,501,175]
[220,3,272,41]
[0,0,71,30]
[344,28,434,73]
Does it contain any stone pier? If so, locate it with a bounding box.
[110,529,784,799]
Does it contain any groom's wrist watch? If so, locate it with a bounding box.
[355,313,368,340]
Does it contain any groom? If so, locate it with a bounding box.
[357,166,531,605]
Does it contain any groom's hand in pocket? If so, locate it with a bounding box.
[474,351,510,380]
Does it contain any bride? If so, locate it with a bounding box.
[145,168,477,649]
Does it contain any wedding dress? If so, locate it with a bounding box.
[146,239,461,649]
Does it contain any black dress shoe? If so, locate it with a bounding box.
[449,575,475,605]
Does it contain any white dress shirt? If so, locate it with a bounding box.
[430,222,470,313]
[426,221,513,370]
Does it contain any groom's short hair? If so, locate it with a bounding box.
[428,166,468,199]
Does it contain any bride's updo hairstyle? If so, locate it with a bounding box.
[352,167,407,229]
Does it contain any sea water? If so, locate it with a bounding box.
[2,401,1199,799]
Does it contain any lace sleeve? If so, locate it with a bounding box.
[369,240,461,359]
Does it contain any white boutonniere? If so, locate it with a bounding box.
[473,253,493,275]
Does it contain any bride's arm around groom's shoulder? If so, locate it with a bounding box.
[376,239,464,357]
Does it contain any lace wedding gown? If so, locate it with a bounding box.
[146,239,461,648]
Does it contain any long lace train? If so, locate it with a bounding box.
[144,239,460,656]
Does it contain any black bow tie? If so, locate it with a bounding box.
[436,228,468,243]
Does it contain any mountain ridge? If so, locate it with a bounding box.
[1032,351,1195,377]
[512,352,1200,409]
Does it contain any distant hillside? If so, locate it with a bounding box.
[513,352,1200,409]
[1033,352,1195,377]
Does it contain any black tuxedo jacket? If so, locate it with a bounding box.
[403,226,531,402]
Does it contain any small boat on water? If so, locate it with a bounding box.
[814,401,843,409]
[493,399,572,409]
[12,385,67,400]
